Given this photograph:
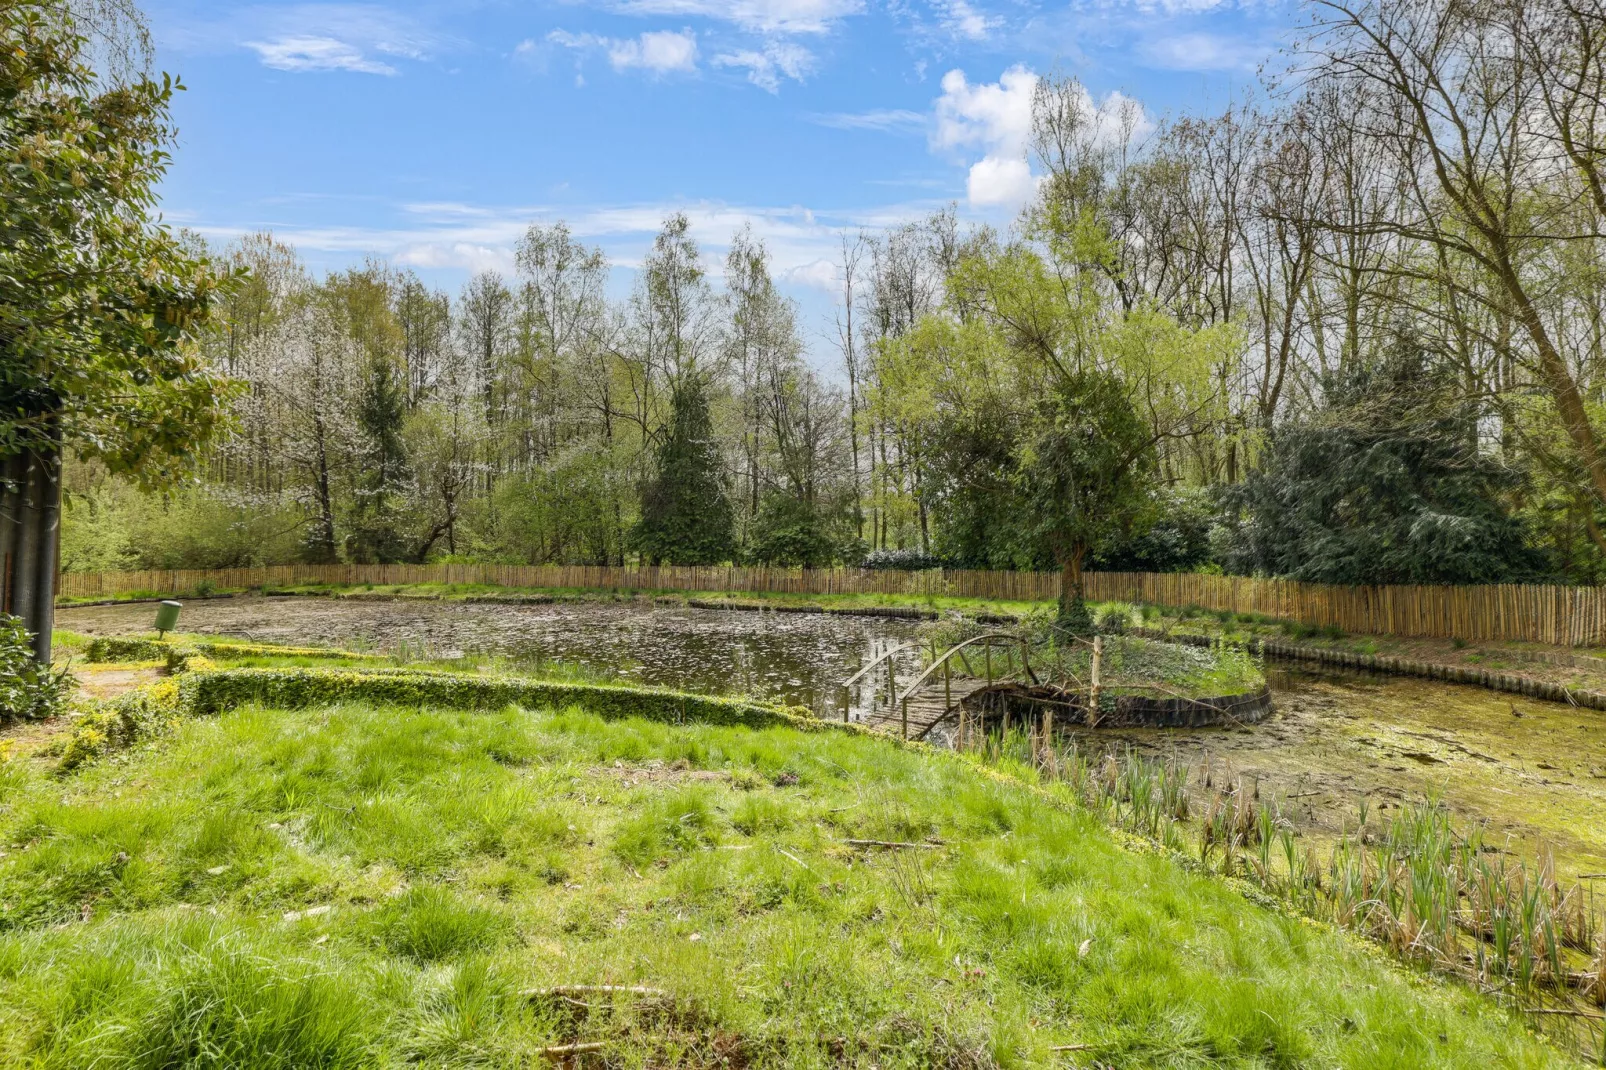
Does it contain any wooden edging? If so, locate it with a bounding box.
[1135,628,1606,711]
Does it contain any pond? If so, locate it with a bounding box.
[59,596,926,721]
[57,596,1606,878]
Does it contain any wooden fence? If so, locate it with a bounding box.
[53,563,1606,648]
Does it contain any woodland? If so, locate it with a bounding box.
[45,0,1606,609]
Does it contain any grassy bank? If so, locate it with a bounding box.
[0,671,1580,1066]
[1109,602,1606,690]
[56,580,1051,622]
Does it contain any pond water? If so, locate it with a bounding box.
[59,596,925,721]
[58,596,1606,877]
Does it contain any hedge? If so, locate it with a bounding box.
[172,667,814,730]
[85,636,387,666]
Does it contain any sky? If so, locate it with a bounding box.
[146,0,1299,363]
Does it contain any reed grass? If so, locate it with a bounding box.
[967,725,1606,1055]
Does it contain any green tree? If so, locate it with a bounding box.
[1,4,230,662]
[1021,372,1156,629]
[1219,333,1541,585]
[349,353,411,563]
[748,493,838,568]
[633,377,734,566]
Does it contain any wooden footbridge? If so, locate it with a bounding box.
[841,633,1045,741]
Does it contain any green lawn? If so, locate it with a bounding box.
[0,694,1569,1067]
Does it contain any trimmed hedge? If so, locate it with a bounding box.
[84,636,170,663]
[173,667,813,730]
[58,678,182,771]
[56,666,828,774]
[86,636,386,666]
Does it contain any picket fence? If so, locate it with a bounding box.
[53,563,1606,648]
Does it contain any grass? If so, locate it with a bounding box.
[0,690,1577,1066]
[921,612,1266,699]
[58,580,1051,621]
[979,731,1606,1028]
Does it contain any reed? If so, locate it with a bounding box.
[960,726,1606,1040]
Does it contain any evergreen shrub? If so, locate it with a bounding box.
[0,615,73,723]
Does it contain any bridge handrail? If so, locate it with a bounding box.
[841,641,921,689]
[895,632,1030,707]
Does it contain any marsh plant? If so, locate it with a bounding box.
[965,727,1606,1036]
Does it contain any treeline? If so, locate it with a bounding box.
[64,0,1606,588]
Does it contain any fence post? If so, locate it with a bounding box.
[1090,635,1103,722]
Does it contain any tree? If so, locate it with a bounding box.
[1219,331,1541,584]
[1297,0,1606,542]
[1,4,230,662]
[633,377,734,565]
[1022,372,1157,629]
[748,492,838,568]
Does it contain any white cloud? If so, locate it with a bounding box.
[936,0,995,41]
[1139,31,1267,72]
[246,34,400,74]
[192,199,936,285]
[168,4,442,75]
[966,155,1033,206]
[932,66,1151,211]
[933,65,1037,157]
[932,65,1036,209]
[806,108,926,132]
[613,29,700,71]
[711,42,813,91]
[611,0,863,35]
[548,29,700,74]
[781,258,841,291]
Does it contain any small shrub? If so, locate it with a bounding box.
[1094,604,1131,636]
[0,614,74,722]
[1322,624,1345,640]
[860,548,944,571]
[1451,637,1468,650]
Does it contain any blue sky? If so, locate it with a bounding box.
[148,0,1297,357]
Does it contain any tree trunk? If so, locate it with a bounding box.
[0,414,62,665]
[1057,541,1092,634]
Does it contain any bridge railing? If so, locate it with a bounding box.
[900,633,1033,741]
